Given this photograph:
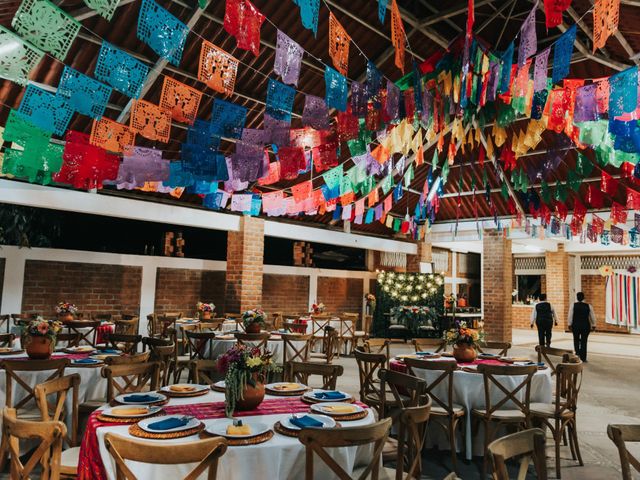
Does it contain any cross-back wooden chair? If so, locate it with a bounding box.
[298,418,392,480]
[186,331,217,360]
[354,348,391,417]
[91,313,112,322]
[0,358,70,419]
[271,312,283,330]
[11,313,38,329]
[146,314,159,337]
[403,357,464,471]
[608,424,640,480]
[114,317,139,336]
[0,333,15,348]
[142,337,175,386]
[104,333,142,355]
[487,428,548,480]
[157,312,182,338]
[55,333,81,349]
[289,361,344,390]
[412,338,447,354]
[104,433,228,480]
[352,314,371,351]
[189,360,219,385]
[0,315,11,334]
[234,332,270,351]
[379,368,428,415]
[530,361,584,478]
[309,328,338,364]
[336,315,357,355]
[282,333,311,380]
[535,345,573,376]
[478,341,511,357]
[102,361,160,402]
[199,319,225,332]
[0,407,66,480]
[309,316,332,350]
[473,364,537,475]
[35,374,81,477]
[364,339,391,367]
[64,320,101,347]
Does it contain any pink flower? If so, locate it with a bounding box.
[37,323,49,335]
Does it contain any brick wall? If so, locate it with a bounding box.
[262,274,309,315]
[512,305,533,329]
[317,277,363,317]
[22,260,142,317]
[0,258,4,312]
[482,230,513,342]
[581,275,628,334]
[225,217,264,313]
[546,245,569,329]
[154,268,226,316]
[407,239,432,273]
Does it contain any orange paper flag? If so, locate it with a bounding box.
[593,0,620,52]
[198,40,239,96]
[329,12,351,76]
[130,99,171,143]
[371,143,390,165]
[90,117,136,153]
[160,77,202,125]
[416,144,424,166]
[391,0,406,73]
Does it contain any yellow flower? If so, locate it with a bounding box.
[246,357,262,368]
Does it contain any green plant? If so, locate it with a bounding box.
[0,204,61,248]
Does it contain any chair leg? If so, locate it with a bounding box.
[448,417,457,472]
[554,427,562,480]
[570,422,584,466]
[567,422,577,461]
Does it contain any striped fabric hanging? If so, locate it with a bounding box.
[606,273,640,328]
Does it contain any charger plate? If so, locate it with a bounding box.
[129,422,204,440]
[200,429,274,446]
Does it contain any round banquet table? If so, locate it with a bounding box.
[78,390,377,480]
[390,357,553,459]
[205,333,308,365]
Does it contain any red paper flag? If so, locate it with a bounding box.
[556,202,568,221]
[278,147,306,180]
[592,214,605,234]
[600,170,619,196]
[223,0,265,57]
[611,201,628,224]
[573,199,587,222]
[390,0,406,73]
[587,184,604,208]
[544,0,571,29]
[328,13,350,76]
[466,0,474,37]
[627,188,640,210]
[291,180,313,203]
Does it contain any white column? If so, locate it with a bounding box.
[1,251,26,315]
[308,273,318,311]
[451,251,458,294]
[138,264,157,336]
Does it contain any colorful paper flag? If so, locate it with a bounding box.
[224,0,265,56]
[198,40,238,96]
[329,12,351,76]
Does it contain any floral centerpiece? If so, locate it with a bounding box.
[444,293,456,310]
[365,293,376,314]
[196,302,215,320]
[310,302,325,314]
[55,302,77,322]
[391,305,438,335]
[443,320,485,363]
[242,309,266,334]
[217,345,278,417]
[287,317,308,334]
[22,317,62,359]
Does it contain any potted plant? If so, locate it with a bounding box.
[443,320,484,363]
[22,318,62,359]
[242,309,266,334]
[365,293,376,314]
[55,302,78,323]
[217,345,278,417]
[310,302,325,315]
[196,302,215,320]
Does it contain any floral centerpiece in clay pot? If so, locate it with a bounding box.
[242,309,266,334]
[443,320,484,363]
[196,302,215,320]
[22,318,62,360]
[55,302,77,323]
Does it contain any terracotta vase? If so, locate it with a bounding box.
[457,298,467,308]
[59,313,73,323]
[201,311,212,320]
[235,375,265,411]
[453,343,477,363]
[24,335,53,360]
[245,322,261,334]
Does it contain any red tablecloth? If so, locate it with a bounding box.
[96,324,115,345]
[390,357,504,373]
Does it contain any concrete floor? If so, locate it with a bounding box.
[333,329,640,479]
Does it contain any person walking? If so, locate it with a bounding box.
[530,294,558,347]
[568,292,597,362]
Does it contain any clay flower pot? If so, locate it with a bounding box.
[24,336,53,360]
[453,343,477,363]
[235,375,265,411]
[59,313,73,324]
[201,311,212,320]
[245,323,261,334]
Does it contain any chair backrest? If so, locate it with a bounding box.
[477,364,537,418]
[412,338,446,353]
[146,314,158,337]
[186,331,217,360]
[310,317,332,338]
[34,374,80,448]
[403,358,458,415]
[114,317,139,336]
[105,351,151,365]
[105,333,142,354]
[199,320,225,331]
[92,313,113,322]
[0,333,14,348]
[487,428,548,480]
[101,362,160,402]
[318,328,339,363]
[0,315,10,334]
[354,348,387,406]
[1,407,66,480]
[478,341,511,357]
[298,418,392,480]
[282,334,311,380]
[190,360,219,385]
[535,345,573,376]
[378,368,427,416]
[290,361,344,390]
[394,400,432,480]
[364,339,390,367]
[141,337,175,386]
[608,424,640,480]
[104,432,228,480]
[55,333,80,348]
[554,362,583,415]
[235,332,270,351]
[64,320,101,347]
[1,359,69,412]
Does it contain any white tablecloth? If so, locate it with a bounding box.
[94,391,376,480]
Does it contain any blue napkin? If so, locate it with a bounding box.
[99,349,120,354]
[123,394,158,403]
[417,351,435,356]
[290,415,323,428]
[73,358,98,364]
[147,417,190,431]
[314,391,345,400]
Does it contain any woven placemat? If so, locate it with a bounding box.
[265,387,311,397]
[110,398,169,408]
[0,349,24,356]
[301,395,354,405]
[211,384,226,393]
[96,412,163,424]
[200,429,274,446]
[274,421,342,438]
[161,389,209,398]
[129,422,205,440]
[310,409,368,421]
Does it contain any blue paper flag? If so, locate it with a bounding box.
[181,144,228,182]
[293,0,319,36]
[187,119,215,147]
[137,0,189,66]
[250,196,262,216]
[203,191,225,210]
[609,66,638,121]
[57,66,112,119]
[552,25,576,84]
[266,78,296,121]
[366,61,382,101]
[498,42,514,94]
[393,181,403,201]
[18,84,74,136]
[164,161,194,187]
[325,66,348,112]
[188,181,218,194]
[332,205,342,221]
[95,41,150,98]
[378,0,388,24]
[210,99,246,139]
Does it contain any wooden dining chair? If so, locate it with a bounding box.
[102,361,160,402]
[487,428,548,480]
[412,338,447,353]
[403,357,465,471]
[199,319,226,331]
[608,424,640,480]
[142,337,175,386]
[298,417,392,480]
[336,315,357,356]
[0,333,15,348]
[0,315,11,334]
[64,320,101,347]
[234,332,270,351]
[530,361,584,478]
[114,317,139,336]
[91,313,113,322]
[289,362,344,390]
[146,313,159,337]
[282,333,312,381]
[473,364,537,475]
[105,351,150,365]
[364,338,391,367]
[189,359,219,385]
[478,341,511,357]
[354,348,392,418]
[309,316,332,350]
[379,368,427,414]
[104,333,142,354]
[55,333,81,349]
[0,407,66,480]
[535,345,573,376]
[104,433,228,480]
[35,374,81,478]
[352,314,371,351]
[309,328,338,364]
[186,331,217,360]
[0,358,70,419]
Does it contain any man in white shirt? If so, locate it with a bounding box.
[568,291,597,362]
[530,294,558,347]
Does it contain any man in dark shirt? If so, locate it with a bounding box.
[568,292,597,362]
[530,294,558,347]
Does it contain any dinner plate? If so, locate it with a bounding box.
[90,354,121,361]
[281,414,336,430]
[0,348,23,355]
[266,382,308,393]
[416,351,440,357]
[310,402,364,416]
[114,392,167,405]
[138,415,200,434]
[101,406,163,418]
[212,380,225,389]
[160,384,209,394]
[71,358,102,365]
[64,346,96,354]
[303,390,350,402]
[205,419,271,438]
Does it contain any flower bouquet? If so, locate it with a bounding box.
[443,320,485,363]
[196,302,215,320]
[310,302,325,315]
[365,293,376,314]
[242,309,266,333]
[288,317,308,334]
[22,317,62,359]
[55,302,77,322]
[217,345,278,417]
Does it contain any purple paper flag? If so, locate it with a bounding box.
[518,4,537,66]
[574,84,599,123]
[534,48,550,92]
[263,113,290,147]
[274,30,303,86]
[487,61,500,102]
[386,79,400,120]
[224,156,249,191]
[302,95,329,130]
[351,81,367,117]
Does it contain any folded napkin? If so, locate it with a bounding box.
[322,405,356,414]
[122,394,158,403]
[169,385,196,392]
[314,391,345,400]
[73,358,98,364]
[99,349,120,354]
[290,415,323,428]
[147,417,190,431]
[417,351,435,356]
[273,383,301,391]
[114,407,149,416]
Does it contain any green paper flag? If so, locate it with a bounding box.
[340,175,353,196]
[404,164,414,187]
[0,26,43,86]
[393,218,401,232]
[482,167,489,188]
[381,174,393,194]
[501,182,509,200]
[575,153,593,177]
[347,137,366,157]
[595,145,613,168]
[83,0,120,20]
[2,142,63,184]
[567,170,581,191]
[441,161,450,184]
[540,180,551,204]
[554,182,568,203]
[432,150,439,170]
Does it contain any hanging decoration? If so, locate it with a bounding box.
[224,0,265,57]
[198,40,238,96]
[593,0,620,52]
[302,95,329,130]
[17,84,74,136]
[115,146,169,189]
[543,0,571,29]
[57,66,112,120]
[90,117,136,153]
[0,26,43,86]
[293,0,320,36]
[606,273,640,327]
[390,0,406,73]
[274,30,303,86]
[325,66,348,111]
[130,99,171,143]
[609,66,638,120]
[159,77,202,125]
[533,48,550,92]
[551,25,576,84]
[83,0,120,21]
[518,4,537,66]
[54,131,119,189]
[328,12,351,76]
[210,99,247,139]
[137,0,188,66]
[266,78,296,121]
[94,41,150,98]
[378,0,388,24]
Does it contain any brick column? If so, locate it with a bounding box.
[224,217,264,314]
[482,230,513,342]
[406,234,433,273]
[545,244,569,330]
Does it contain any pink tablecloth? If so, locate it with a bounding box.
[96,324,115,345]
